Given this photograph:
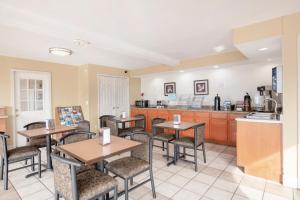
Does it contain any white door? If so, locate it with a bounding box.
[14,71,52,146]
[98,75,129,118]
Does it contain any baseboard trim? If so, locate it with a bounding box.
[282,174,298,188]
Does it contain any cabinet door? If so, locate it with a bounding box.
[157,110,169,120]
[147,109,158,132]
[194,112,210,140]
[181,111,195,137]
[210,118,228,144]
[228,119,237,146]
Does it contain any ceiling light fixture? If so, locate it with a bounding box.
[213,45,226,53]
[258,47,268,51]
[73,39,90,47]
[49,47,72,56]
[179,70,184,73]
[213,65,220,69]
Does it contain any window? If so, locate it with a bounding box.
[20,79,43,111]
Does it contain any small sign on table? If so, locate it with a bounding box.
[99,127,111,145]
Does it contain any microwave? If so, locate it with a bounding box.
[135,100,149,108]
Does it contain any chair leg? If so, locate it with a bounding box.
[149,168,156,198]
[124,178,129,200]
[114,186,118,200]
[4,159,8,190]
[54,190,59,200]
[130,177,133,186]
[183,147,186,159]
[0,157,3,180]
[173,144,177,165]
[162,141,165,151]
[166,142,169,161]
[202,143,207,163]
[31,156,35,171]
[25,159,28,165]
[194,146,198,172]
[38,153,41,178]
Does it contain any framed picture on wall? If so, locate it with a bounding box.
[164,82,176,96]
[194,79,209,95]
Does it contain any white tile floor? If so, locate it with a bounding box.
[1,142,300,200]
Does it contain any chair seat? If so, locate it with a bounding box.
[27,137,57,148]
[77,169,118,200]
[106,157,149,179]
[132,127,145,132]
[172,137,195,148]
[153,133,175,141]
[118,128,133,137]
[8,146,40,161]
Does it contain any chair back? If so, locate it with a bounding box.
[106,119,118,136]
[24,121,46,130]
[99,115,115,128]
[195,124,205,146]
[152,118,166,135]
[59,131,95,145]
[131,132,152,164]
[52,150,81,200]
[0,132,8,159]
[77,120,90,132]
[134,114,146,129]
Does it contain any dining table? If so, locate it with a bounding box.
[152,121,205,166]
[17,125,76,174]
[113,116,144,130]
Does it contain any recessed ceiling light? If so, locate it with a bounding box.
[213,45,226,53]
[258,47,268,51]
[73,39,90,47]
[49,47,72,56]
[213,65,220,69]
[267,58,272,62]
[179,70,184,73]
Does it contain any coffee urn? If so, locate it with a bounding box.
[214,94,221,111]
[244,92,252,111]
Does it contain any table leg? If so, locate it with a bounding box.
[46,135,53,169]
[167,129,180,166]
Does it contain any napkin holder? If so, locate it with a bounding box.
[45,119,55,130]
[173,114,181,125]
[99,127,111,145]
[121,111,127,119]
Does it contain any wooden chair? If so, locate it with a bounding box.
[132,114,146,132]
[0,132,41,190]
[152,118,175,161]
[99,115,115,128]
[106,131,156,200]
[77,120,90,132]
[172,124,206,171]
[52,150,118,200]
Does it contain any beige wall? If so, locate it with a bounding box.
[0,55,79,144]
[232,11,300,187]
[129,77,141,105]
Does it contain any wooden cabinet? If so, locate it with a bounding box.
[194,112,210,140]
[181,111,195,137]
[228,113,247,146]
[147,109,158,131]
[210,112,228,144]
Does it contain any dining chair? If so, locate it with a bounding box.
[77,120,90,132]
[99,115,115,128]
[131,114,146,132]
[0,132,41,190]
[106,119,132,138]
[51,150,118,200]
[172,124,206,171]
[106,131,156,200]
[24,121,57,148]
[152,118,175,161]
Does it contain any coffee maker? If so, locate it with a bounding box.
[254,86,272,112]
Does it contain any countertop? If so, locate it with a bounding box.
[236,117,282,124]
[0,115,8,119]
[131,106,249,114]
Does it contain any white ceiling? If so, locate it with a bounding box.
[0,0,299,69]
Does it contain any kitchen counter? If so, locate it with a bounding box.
[236,117,282,124]
[131,105,249,114]
[0,115,8,119]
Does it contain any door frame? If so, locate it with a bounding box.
[97,73,129,122]
[11,69,52,146]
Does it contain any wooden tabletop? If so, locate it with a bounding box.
[57,136,142,165]
[114,116,144,123]
[17,126,76,139]
[153,121,205,131]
